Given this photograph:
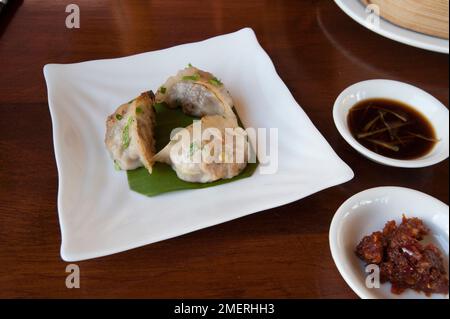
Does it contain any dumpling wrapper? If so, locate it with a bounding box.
[105,91,156,173]
[153,115,249,183]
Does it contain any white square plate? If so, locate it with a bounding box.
[44,28,354,261]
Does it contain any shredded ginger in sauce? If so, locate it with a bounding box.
[348,98,439,159]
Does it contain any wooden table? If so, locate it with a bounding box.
[0,0,448,299]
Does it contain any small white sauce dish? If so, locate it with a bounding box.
[329,186,449,299]
[333,79,449,168]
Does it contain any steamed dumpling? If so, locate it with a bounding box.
[154,66,249,183]
[155,66,236,121]
[153,115,248,183]
[105,91,156,173]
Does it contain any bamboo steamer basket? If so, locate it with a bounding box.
[362,0,449,39]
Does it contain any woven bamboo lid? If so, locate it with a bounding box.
[362,0,449,39]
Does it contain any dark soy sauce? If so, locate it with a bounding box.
[348,98,438,160]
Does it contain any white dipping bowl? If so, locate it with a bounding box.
[333,80,449,168]
[329,186,449,299]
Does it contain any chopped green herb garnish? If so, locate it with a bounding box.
[115,113,123,120]
[209,77,223,86]
[136,106,143,114]
[159,86,166,94]
[182,74,200,81]
[188,63,193,67]
[122,117,133,149]
[189,142,199,156]
[114,160,121,171]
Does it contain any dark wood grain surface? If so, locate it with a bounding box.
[0,0,448,299]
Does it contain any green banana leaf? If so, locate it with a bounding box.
[127,103,258,196]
